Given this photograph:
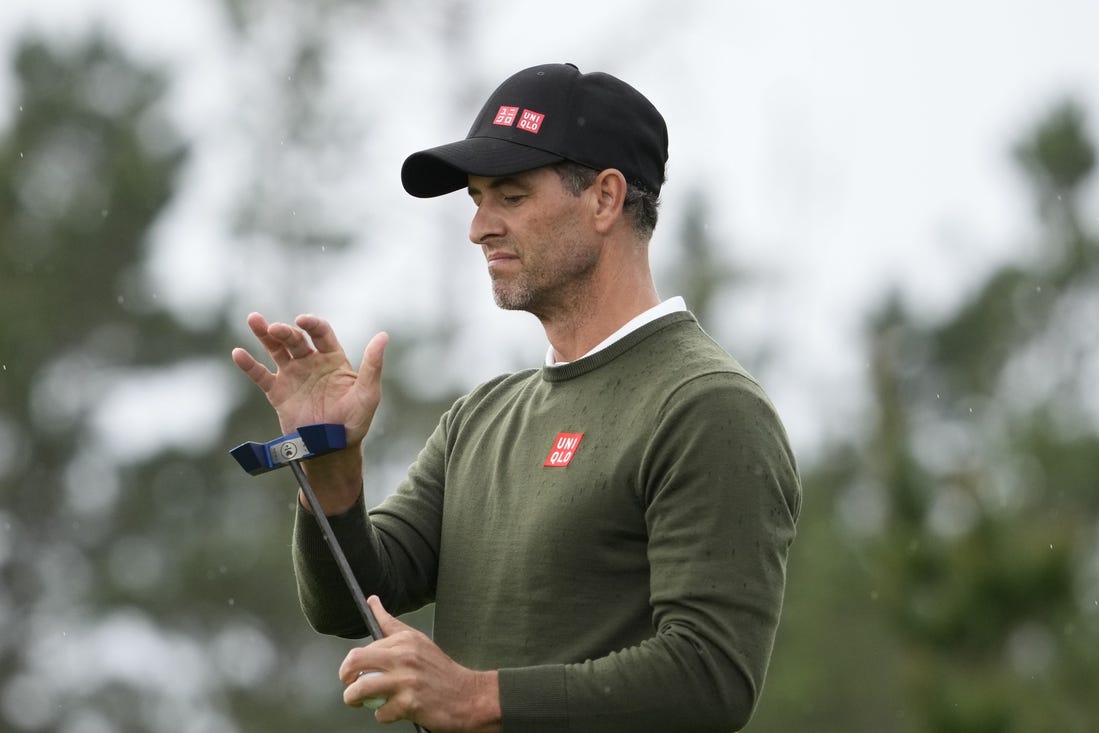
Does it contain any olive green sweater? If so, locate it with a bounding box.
[293,311,801,732]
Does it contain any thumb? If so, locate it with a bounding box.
[358,331,389,386]
[367,594,407,637]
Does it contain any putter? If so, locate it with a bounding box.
[231,424,428,733]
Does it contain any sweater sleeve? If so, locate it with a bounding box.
[292,413,450,637]
[292,491,377,638]
[498,372,801,733]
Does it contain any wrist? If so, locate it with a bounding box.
[466,670,502,733]
[297,446,364,515]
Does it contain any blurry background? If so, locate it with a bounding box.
[2,0,1098,731]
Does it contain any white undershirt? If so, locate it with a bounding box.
[545,296,688,366]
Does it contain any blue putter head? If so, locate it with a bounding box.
[230,423,347,476]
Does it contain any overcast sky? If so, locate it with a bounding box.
[3,0,1098,456]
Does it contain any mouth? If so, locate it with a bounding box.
[486,250,520,270]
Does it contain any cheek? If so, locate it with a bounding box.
[535,202,588,244]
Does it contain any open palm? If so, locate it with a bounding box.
[232,312,389,447]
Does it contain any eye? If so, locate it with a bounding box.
[501,193,526,206]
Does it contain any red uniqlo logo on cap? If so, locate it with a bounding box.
[517,109,545,134]
[544,432,583,467]
[493,106,519,127]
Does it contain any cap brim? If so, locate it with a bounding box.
[401,137,564,198]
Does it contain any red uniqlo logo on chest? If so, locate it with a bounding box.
[517,109,545,134]
[544,432,584,467]
[493,106,519,126]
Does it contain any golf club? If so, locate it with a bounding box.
[231,424,428,732]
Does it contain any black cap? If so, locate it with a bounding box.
[401,63,669,198]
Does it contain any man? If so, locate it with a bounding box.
[232,63,800,732]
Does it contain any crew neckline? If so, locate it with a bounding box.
[544,296,687,366]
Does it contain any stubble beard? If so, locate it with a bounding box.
[490,242,599,318]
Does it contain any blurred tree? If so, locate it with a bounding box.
[0,34,209,730]
[1,0,481,729]
[666,191,737,323]
[753,100,1099,731]
[0,31,436,733]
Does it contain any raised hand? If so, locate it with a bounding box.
[232,313,389,512]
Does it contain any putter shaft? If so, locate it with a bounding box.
[289,461,429,733]
[290,460,385,640]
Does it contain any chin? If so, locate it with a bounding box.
[491,285,526,311]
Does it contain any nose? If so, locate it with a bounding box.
[469,201,504,245]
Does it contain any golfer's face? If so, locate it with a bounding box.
[467,168,599,316]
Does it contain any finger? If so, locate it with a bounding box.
[245,311,270,337]
[295,314,342,355]
[267,321,316,360]
[343,670,387,709]
[246,312,295,366]
[338,644,386,685]
[231,347,275,393]
[339,646,368,685]
[367,594,407,637]
[358,332,389,387]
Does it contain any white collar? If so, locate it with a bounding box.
[545,296,687,366]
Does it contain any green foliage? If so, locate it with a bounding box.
[1015,101,1095,202]
[754,101,1099,731]
[0,24,460,731]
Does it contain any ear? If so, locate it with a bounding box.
[590,168,628,234]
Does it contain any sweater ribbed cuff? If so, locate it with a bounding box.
[498,664,569,733]
[294,490,369,560]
